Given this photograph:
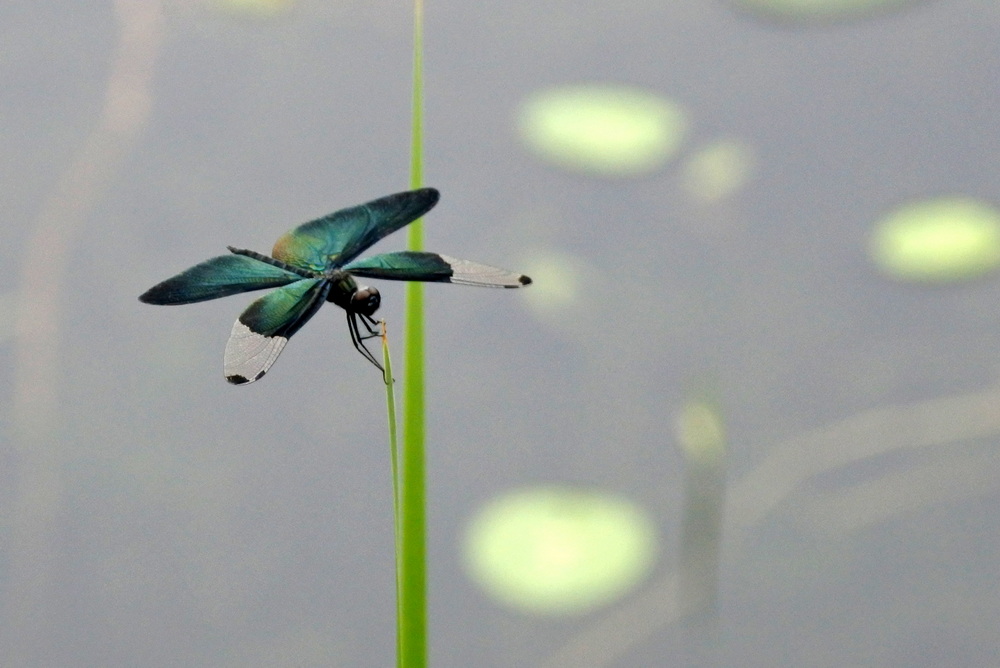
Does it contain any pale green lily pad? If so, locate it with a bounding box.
[518,86,687,177]
[218,0,293,15]
[463,487,658,615]
[729,0,916,22]
[870,198,1000,283]
[675,400,727,466]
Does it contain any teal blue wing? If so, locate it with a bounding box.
[344,251,532,288]
[224,278,330,385]
[271,188,440,272]
[139,254,305,304]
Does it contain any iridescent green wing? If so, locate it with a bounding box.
[345,251,532,288]
[271,188,440,272]
[224,278,330,385]
[139,253,306,304]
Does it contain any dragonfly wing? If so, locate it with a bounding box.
[139,254,304,304]
[271,188,440,272]
[345,251,532,288]
[224,278,330,385]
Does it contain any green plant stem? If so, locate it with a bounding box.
[398,0,428,666]
[381,324,403,664]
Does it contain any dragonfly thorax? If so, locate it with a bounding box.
[326,270,381,315]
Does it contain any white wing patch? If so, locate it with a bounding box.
[224,320,289,385]
[438,255,531,288]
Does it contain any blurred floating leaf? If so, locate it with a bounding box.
[518,85,688,177]
[681,140,754,203]
[464,487,658,615]
[727,0,917,22]
[217,0,293,16]
[675,400,727,467]
[870,198,1000,283]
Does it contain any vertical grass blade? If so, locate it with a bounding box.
[399,0,428,666]
[381,323,404,666]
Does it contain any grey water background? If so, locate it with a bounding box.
[4,0,1000,665]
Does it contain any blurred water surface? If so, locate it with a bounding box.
[3,0,1000,665]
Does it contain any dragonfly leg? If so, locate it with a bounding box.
[361,315,394,385]
[357,313,382,339]
[347,312,384,371]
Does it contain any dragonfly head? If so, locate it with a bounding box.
[351,285,381,316]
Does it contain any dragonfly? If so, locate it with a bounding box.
[139,188,531,385]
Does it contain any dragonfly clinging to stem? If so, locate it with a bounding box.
[139,188,531,384]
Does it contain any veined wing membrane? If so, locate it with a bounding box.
[345,251,532,288]
[138,254,305,305]
[271,188,440,272]
[224,278,330,385]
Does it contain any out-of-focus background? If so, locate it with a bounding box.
[4,0,1000,665]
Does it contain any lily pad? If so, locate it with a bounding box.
[870,198,1000,283]
[518,85,687,177]
[218,0,293,15]
[728,0,919,22]
[675,400,727,465]
[463,486,658,615]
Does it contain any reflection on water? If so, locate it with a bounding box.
[6,1,164,664]
[542,386,1000,666]
[675,398,726,621]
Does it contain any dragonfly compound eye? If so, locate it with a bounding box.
[352,286,381,316]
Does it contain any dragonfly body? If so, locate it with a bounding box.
[139,188,530,384]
